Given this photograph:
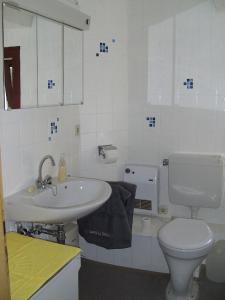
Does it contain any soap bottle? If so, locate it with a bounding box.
[58,153,67,182]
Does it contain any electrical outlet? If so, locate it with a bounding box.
[75,125,80,136]
[159,205,168,215]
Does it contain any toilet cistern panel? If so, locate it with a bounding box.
[168,153,224,208]
[124,164,159,215]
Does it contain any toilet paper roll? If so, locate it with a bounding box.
[142,217,152,234]
[101,148,118,164]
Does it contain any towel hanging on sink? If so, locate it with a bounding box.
[78,181,137,249]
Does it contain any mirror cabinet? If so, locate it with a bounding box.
[3,3,84,110]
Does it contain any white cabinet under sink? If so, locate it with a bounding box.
[31,256,80,300]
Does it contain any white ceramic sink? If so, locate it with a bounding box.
[5,177,111,224]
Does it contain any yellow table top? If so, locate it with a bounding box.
[6,232,81,300]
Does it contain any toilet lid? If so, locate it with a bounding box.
[158,218,214,251]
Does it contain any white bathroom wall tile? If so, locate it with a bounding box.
[35,116,49,144]
[80,133,97,151]
[19,111,37,146]
[113,113,128,131]
[112,95,128,114]
[97,131,113,146]
[148,17,173,106]
[61,115,79,140]
[128,113,143,147]
[113,131,128,149]
[194,109,217,153]
[97,95,113,114]
[97,114,113,133]
[79,148,97,172]
[160,106,178,135]
[80,164,119,181]
[214,111,225,152]
[20,144,37,185]
[159,132,179,163]
[69,152,80,176]
[141,132,161,165]
[79,96,97,115]
[2,145,22,196]
[1,109,22,125]
[80,114,97,134]
[117,147,128,166]
[2,121,20,149]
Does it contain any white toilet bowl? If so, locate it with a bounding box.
[158,218,214,300]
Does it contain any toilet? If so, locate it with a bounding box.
[158,153,224,300]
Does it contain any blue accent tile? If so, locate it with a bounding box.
[184,78,194,89]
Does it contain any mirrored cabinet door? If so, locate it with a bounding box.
[3,3,85,110]
[64,26,83,105]
[37,17,63,106]
[3,4,37,109]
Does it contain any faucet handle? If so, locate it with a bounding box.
[43,175,52,185]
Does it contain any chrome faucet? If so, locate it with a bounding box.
[36,155,56,190]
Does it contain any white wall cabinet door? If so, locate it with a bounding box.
[64,26,83,105]
[37,17,63,106]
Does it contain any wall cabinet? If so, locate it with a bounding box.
[3,3,85,110]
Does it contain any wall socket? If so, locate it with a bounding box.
[159,205,169,215]
[75,125,80,136]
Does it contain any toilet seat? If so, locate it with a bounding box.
[158,218,214,257]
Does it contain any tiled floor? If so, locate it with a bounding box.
[79,259,225,300]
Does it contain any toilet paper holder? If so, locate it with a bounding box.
[98,145,117,159]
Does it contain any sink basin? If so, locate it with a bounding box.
[5,177,111,224]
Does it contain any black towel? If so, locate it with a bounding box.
[78,181,137,249]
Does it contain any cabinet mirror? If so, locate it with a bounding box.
[3,3,84,110]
